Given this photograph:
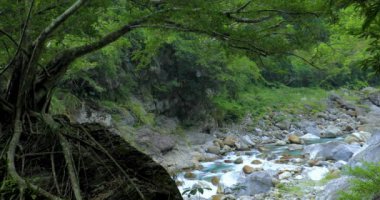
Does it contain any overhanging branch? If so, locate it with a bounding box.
[35,9,171,95]
[286,52,321,69]
[132,22,268,56]
[225,14,274,24]
[33,0,87,46]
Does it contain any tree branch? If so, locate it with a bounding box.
[225,14,274,23]
[33,0,87,46]
[286,52,321,69]
[35,9,170,94]
[227,0,254,14]
[132,22,268,56]
[243,9,319,17]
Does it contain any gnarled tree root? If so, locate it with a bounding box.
[6,117,64,200]
[1,115,182,200]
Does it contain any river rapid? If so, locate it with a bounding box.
[175,137,344,199]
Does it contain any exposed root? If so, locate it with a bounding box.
[1,114,182,200]
[58,133,82,200]
[50,144,61,195]
[6,115,63,200]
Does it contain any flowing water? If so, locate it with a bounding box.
[175,137,343,199]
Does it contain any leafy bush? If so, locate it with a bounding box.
[182,184,211,199]
[339,162,380,200]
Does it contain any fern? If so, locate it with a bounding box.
[338,162,380,200]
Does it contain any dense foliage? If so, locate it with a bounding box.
[53,3,378,123]
[339,162,380,200]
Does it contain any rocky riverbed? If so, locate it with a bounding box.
[70,88,380,200]
[158,88,380,200]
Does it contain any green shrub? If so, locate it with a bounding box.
[338,162,380,200]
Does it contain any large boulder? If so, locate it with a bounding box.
[368,90,380,106]
[316,176,351,200]
[224,135,238,147]
[186,131,216,146]
[320,125,341,138]
[349,132,380,167]
[367,131,380,146]
[239,135,255,146]
[344,131,372,144]
[288,134,301,144]
[275,120,291,130]
[136,128,176,153]
[303,141,357,161]
[328,93,357,111]
[75,104,112,127]
[236,171,274,196]
[305,125,322,136]
[207,145,221,155]
[84,125,182,199]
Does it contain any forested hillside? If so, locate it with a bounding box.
[50,2,378,124]
[1,0,380,200]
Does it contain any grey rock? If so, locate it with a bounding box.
[237,171,274,196]
[304,141,355,161]
[320,125,341,138]
[136,128,176,153]
[344,131,372,144]
[367,131,380,146]
[333,160,347,169]
[234,157,244,164]
[156,116,179,134]
[275,120,291,130]
[305,125,322,136]
[349,133,380,167]
[368,90,380,106]
[161,146,196,172]
[317,176,351,200]
[240,135,255,146]
[75,104,112,127]
[206,145,220,155]
[186,131,216,145]
[328,93,357,111]
[119,110,136,126]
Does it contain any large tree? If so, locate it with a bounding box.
[0,0,328,199]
